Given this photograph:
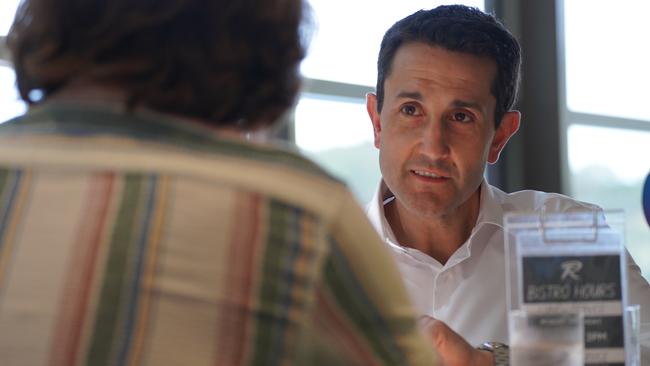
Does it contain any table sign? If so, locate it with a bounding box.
[505,210,630,365]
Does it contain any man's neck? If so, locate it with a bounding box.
[385,189,481,265]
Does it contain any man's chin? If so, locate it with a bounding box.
[402,194,458,219]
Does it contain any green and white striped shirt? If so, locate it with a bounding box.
[0,102,438,366]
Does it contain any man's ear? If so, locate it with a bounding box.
[488,111,520,164]
[366,92,382,149]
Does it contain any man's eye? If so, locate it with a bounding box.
[400,105,418,116]
[452,112,471,122]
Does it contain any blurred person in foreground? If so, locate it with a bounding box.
[0,0,494,365]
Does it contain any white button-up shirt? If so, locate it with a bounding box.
[366,180,650,351]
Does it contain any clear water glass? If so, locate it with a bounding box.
[509,310,584,366]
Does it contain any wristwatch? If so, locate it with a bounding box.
[477,342,509,366]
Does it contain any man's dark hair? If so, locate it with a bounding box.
[8,0,307,129]
[376,5,521,126]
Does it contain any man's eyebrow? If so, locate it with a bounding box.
[396,91,423,100]
[451,99,483,110]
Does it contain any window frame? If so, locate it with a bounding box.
[555,0,650,194]
[555,0,650,279]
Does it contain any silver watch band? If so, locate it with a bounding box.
[477,342,509,366]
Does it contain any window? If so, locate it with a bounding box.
[564,0,650,122]
[561,0,650,278]
[301,0,483,87]
[0,65,24,122]
[1,0,24,123]
[0,0,20,36]
[567,125,650,274]
[295,94,378,203]
[297,0,485,204]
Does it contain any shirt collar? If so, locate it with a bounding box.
[475,180,505,229]
[366,178,505,259]
[5,102,223,144]
[366,179,399,244]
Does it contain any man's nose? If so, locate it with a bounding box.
[419,120,450,158]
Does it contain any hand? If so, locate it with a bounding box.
[419,316,494,366]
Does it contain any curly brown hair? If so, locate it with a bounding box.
[8,0,307,129]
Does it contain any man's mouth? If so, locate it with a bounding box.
[412,170,449,179]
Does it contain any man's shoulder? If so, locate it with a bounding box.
[0,105,350,219]
[489,185,600,213]
[2,104,343,184]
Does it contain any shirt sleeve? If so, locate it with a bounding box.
[300,190,438,366]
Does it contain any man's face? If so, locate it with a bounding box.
[367,42,518,219]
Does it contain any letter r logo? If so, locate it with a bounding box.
[560,260,583,281]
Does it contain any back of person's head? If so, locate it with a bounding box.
[376,5,520,126]
[8,0,306,129]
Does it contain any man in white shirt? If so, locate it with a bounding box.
[365,3,650,359]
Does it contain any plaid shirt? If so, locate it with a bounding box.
[0,103,437,366]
